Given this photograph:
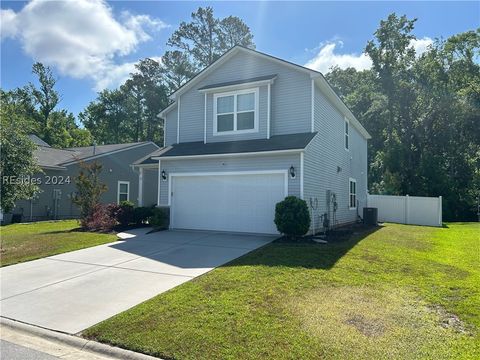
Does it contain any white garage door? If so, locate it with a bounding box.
[171,172,287,234]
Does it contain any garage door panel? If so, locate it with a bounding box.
[171,173,285,234]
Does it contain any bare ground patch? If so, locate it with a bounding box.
[290,286,470,359]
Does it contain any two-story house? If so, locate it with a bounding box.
[133,46,371,234]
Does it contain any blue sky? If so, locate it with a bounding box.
[1,1,478,117]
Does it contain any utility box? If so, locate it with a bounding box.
[363,207,378,226]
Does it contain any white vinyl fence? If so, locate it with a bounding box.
[367,194,442,227]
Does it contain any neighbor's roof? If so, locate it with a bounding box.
[34,141,156,169]
[134,133,316,165]
[29,134,51,147]
[159,45,371,140]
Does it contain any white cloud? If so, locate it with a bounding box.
[305,37,433,74]
[2,0,168,91]
[305,41,372,73]
[410,37,434,55]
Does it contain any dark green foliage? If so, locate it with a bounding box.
[116,201,135,227]
[0,102,41,212]
[274,196,311,239]
[134,206,154,225]
[149,207,170,230]
[326,15,480,221]
[80,59,168,145]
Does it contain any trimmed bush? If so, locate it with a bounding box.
[133,206,154,225]
[149,207,170,230]
[116,201,135,226]
[274,196,310,240]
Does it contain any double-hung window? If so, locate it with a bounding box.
[349,178,356,209]
[345,118,349,150]
[214,88,258,135]
[117,181,130,203]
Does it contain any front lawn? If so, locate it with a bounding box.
[0,220,117,267]
[84,223,479,360]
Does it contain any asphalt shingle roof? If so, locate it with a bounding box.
[34,142,151,169]
[197,74,277,91]
[135,133,316,165]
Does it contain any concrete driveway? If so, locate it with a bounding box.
[0,229,274,334]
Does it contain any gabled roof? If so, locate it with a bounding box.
[34,142,158,169]
[159,45,371,140]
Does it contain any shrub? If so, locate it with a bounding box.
[274,196,310,240]
[149,207,170,230]
[116,201,135,226]
[134,206,154,225]
[81,203,116,232]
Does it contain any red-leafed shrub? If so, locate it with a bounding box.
[81,203,117,232]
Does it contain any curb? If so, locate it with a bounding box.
[0,317,161,360]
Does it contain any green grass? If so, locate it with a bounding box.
[0,220,117,267]
[83,223,480,360]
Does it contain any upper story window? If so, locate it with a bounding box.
[345,118,349,150]
[213,88,259,135]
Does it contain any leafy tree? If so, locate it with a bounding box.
[218,16,255,50]
[167,7,255,72]
[29,62,60,130]
[0,102,41,212]
[80,59,169,145]
[44,110,93,148]
[73,161,108,221]
[161,50,196,93]
[326,15,480,220]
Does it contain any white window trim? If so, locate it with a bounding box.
[213,87,259,136]
[117,181,130,204]
[345,117,350,151]
[349,177,356,210]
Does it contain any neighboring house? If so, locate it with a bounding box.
[133,46,371,234]
[9,135,159,222]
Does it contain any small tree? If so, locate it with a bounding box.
[73,161,107,223]
[274,196,311,240]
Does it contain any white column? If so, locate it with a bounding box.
[157,160,161,206]
[138,167,144,207]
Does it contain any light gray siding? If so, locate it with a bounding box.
[168,51,312,144]
[12,143,159,221]
[158,153,300,205]
[165,107,178,146]
[303,85,368,231]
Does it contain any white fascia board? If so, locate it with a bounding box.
[158,102,177,119]
[312,74,371,140]
[152,149,304,161]
[198,78,276,94]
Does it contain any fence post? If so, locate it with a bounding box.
[405,195,409,225]
[438,196,442,227]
